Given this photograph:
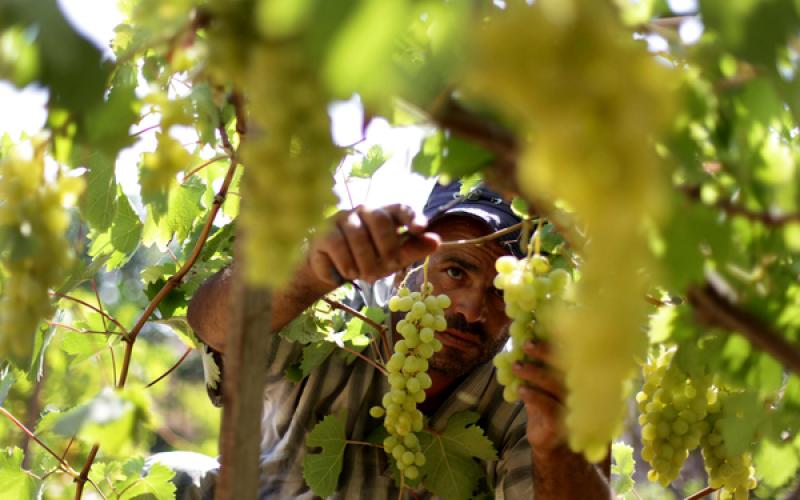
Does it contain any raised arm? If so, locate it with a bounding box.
[187,204,439,352]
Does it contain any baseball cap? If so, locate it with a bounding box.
[422,181,525,258]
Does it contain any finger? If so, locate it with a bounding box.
[512,361,565,402]
[397,232,440,267]
[522,340,552,360]
[307,251,344,287]
[321,227,359,280]
[385,204,427,234]
[518,386,564,448]
[360,207,402,269]
[339,209,381,280]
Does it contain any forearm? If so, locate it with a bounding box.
[530,446,612,500]
[187,261,333,352]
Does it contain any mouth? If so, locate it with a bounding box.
[437,329,481,352]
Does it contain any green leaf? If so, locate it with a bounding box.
[88,189,143,271]
[61,330,111,365]
[82,62,140,157]
[118,458,176,500]
[350,145,391,178]
[754,439,799,488]
[324,0,409,102]
[458,174,483,196]
[418,411,497,500]
[299,341,336,377]
[0,447,40,500]
[510,197,529,218]
[303,412,347,498]
[81,152,118,232]
[151,317,199,348]
[611,442,636,496]
[411,132,494,181]
[720,391,762,455]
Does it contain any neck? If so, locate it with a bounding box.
[419,369,459,414]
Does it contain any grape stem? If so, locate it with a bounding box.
[117,116,241,389]
[684,486,716,500]
[0,407,78,477]
[438,221,525,250]
[49,293,129,337]
[145,347,193,388]
[183,154,228,182]
[340,344,388,376]
[323,297,391,360]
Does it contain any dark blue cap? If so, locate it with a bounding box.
[423,181,525,257]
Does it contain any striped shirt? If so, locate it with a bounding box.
[202,280,534,499]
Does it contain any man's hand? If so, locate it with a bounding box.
[307,204,440,287]
[513,340,566,453]
[513,339,612,499]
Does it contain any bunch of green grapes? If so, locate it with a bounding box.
[491,254,571,403]
[371,282,450,480]
[237,44,339,288]
[636,349,712,485]
[0,147,83,364]
[465,0,675,462]
[700,390,757,500]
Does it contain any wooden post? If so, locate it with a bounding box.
[215,265,271,500]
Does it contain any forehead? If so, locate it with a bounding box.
[428,215,509,264]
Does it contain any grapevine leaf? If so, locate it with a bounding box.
[418,411,497,500]
[299,341,336,377]
[510,197,530,218]
[754,439,799,488]
[118,458,176,500]
[350,145,390,178]
[720,391,762,455]
[190,82,220,145]
[82,61,140,157]
[0,447,40,500]
[81,152,118,232]
[302,412,347,498]
[411,132,494,181]
[611,442,636,496]
[0,0,109,114]
[165,179,205,244]
[28,321,56,382]
[341,306,385,346]
[61,330,111,365]
[0,366,14,406]
[151,317,199,348]
[141,262,178,285]
[88,189,143,271]
[458,174,483,196]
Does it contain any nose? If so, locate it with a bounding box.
[450,287,488,324]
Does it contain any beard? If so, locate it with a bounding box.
[428,314,508,378]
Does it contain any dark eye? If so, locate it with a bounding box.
[445,267,464,280]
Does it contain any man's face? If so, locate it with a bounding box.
[399,215,511,378]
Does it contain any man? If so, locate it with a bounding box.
[171,182,611,499]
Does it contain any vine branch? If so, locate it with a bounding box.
[687,281,800,375]
[50,293,129,337]
[145,347,193,388]
[117,114,242,388]
[0,407,78,478]
[438,221,525,250]
[684,486,717,500]
[74,444,99,500]
[681,184,800,226]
